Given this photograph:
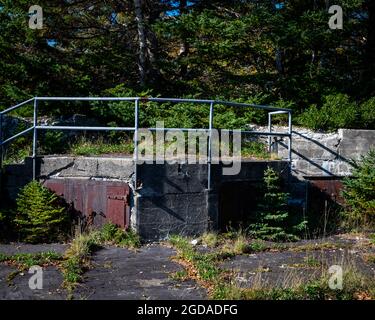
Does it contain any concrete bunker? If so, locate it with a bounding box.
[1,156,289,240]
[0,97,295,241]
[2,97,374,241]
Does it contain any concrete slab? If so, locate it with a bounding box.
[73,245,207,300]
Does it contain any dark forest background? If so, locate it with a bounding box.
[0,0,374,130]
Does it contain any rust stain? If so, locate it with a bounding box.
[44,179,130,228]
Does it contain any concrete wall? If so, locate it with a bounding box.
[253,127,375,178]
[136,161,289,240]
[1,156,289,240]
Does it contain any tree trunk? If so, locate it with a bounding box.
[134,0,147,86]
[179,0,189,77]
[364,0,375,94]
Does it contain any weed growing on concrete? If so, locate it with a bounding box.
[170,235,375,300]
[201,232,219,248]
[98,223,141,248]
[0,251,63,270]
[69,137,134,156]
[241,141,271,159]
[363,253,375,264]
[170,270,189,281]
[61,224,141,297]
[61,232,101,297]
[0,251,63,287]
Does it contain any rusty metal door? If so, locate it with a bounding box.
[44,179,130,229]
[106,185,130,229]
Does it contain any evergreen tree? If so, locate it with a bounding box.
[249,167,306,241]
[342,150,375,229]
[14,180,68,243]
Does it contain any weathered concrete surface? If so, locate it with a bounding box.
[280,128,375,177]
[137,193,209,240]
[219,236,375,288]
[220,249,375,288]
[0,266,66,300]
[0,243,68,255]
[38,156,134,180]
[0,244,68,300]
[73,245,207,300]
[250,126,375,177]
[0,243,206,300]
[1,239,373,300]
[136,161,289,240]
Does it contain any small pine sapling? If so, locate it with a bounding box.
[249,167,306,241]
[14,181,68,243]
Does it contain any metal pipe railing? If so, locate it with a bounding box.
[1,127,34,145]
[0,97,35,115]
[208,102,214,191]
[37,126,136,131]
[134,99,139,189]
[0,96,293,192]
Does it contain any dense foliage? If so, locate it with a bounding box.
[342,150,375,229]
[14,180,68,243]
[248,167,307,241]
[0,1,374,130]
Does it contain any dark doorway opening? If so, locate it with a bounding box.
[218,181,261,231]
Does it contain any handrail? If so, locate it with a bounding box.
[34,97,292,112]
[1,127,34,145]
[0,96,293,190]
[0,97,35,115]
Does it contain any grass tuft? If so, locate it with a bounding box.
[201,232,219,248]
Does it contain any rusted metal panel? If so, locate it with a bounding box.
[44,180,64,197]
[43,179,130,229]
[106,185,130,229]
[306,177,345,205]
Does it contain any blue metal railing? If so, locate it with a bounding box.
[0,97,292,190]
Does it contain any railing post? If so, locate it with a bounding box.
[288,111,292,162]
[134,99,139,189]
[288,111,293,182]
[32,98,38,180]
[207,102,214,190]
[0,113,3,172]
[268,112,272,153]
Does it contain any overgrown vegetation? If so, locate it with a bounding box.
[14,181,69,243]
[200,231,351,255]
[299,94,375,132]
[248,167,307,241]
[97,222,141,248]
[61,223,140,295]
[0,251,63,270]
[0,251,63,286]
[61,232,100,292]
[169,235,375,300]
[342,150,375,230]
[201,232,219,248]
[213,268,375,300]
[69,137,134,156]
[241,141,273,159]
[1,2,374,132]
